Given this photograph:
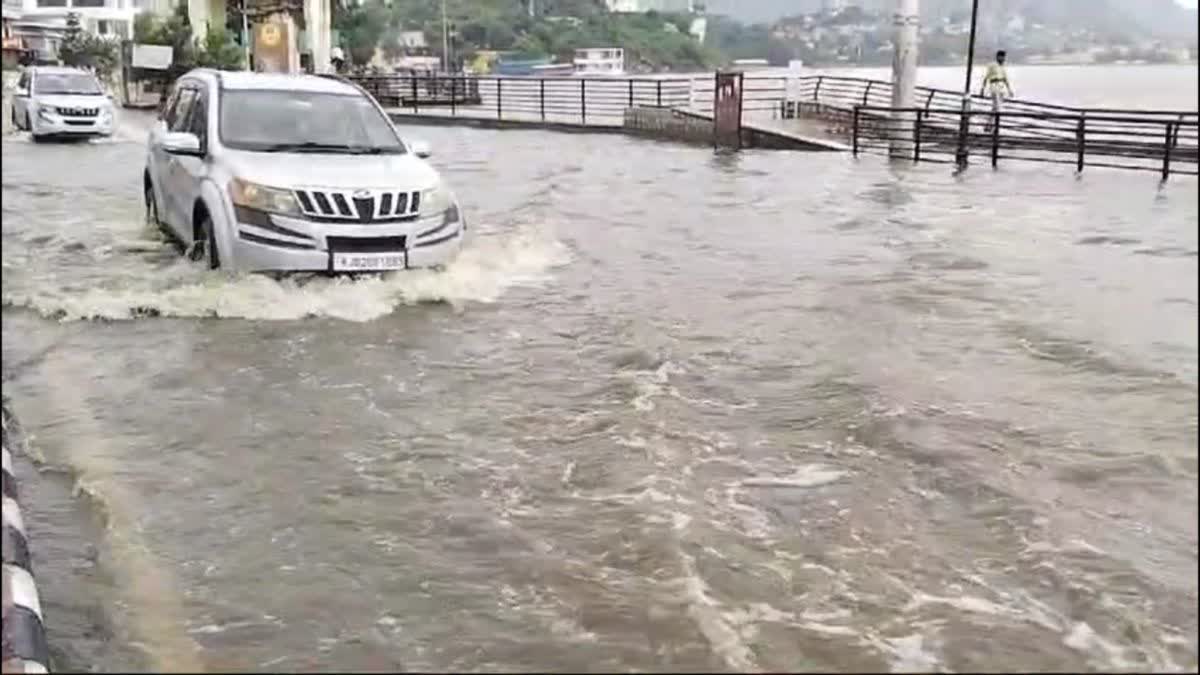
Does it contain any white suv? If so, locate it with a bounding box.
[143,69,466,273]
[11,66,116,141]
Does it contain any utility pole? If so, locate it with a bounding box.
[955,0,980,168]
[441,0,450,73]
[241,0,250,69]
[528,0,535,18]
[889,0,918,158]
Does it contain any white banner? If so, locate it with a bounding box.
[131,44,173,70]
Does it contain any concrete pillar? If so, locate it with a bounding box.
[303,0,331,73]
[890,0,918,158]
[187,0,210,38]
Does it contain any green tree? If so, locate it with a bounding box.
[57,12,88,67]
[193,28,243,69]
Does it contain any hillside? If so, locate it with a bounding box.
[704,0,1199,40]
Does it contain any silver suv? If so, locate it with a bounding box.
[11,66,116,141]
[143,69,465,273]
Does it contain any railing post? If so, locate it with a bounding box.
[852,105,860,156]
[496,78,502,120]
[913,109,923,163]
[628,79,634,108]
[540,79,546,121]
[991,110,1000,168]
[813,75,822,101]
[1075,113,1086,173]
[450,76,457,116]
[581,79,587,124]
[411,76,419,113]
[656,80,662,108]
[1162,121,1174,181]
[925,89,936,112]
[862,80,873,106]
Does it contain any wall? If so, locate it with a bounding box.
[623,105,714,145]
[2,406,51,674]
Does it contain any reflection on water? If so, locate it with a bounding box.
[2,114,1198,672]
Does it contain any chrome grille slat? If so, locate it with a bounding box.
[292,189,423,222]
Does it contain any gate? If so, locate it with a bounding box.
[713,71,743,150]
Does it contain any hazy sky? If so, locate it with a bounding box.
[1178,0,1198,8]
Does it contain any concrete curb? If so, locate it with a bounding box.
[2,407,50,674]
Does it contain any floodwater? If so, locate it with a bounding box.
[2,96,1198,671]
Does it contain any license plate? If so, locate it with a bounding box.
[331,252,406,271]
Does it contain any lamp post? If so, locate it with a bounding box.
[241,0,250,69]
[954,0,980,168]
[440,0,449,73]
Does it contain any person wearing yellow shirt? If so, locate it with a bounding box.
[979,50,1015,131]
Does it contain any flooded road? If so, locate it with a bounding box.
[2,116,1197,672]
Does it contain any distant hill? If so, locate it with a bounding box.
[703,0,1199,39]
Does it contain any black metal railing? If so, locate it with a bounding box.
[349,74,699,125]
[850,105,1199,179]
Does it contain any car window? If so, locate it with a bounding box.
[187,91,208,145]
[170,88,198,133]
[218,89,406,154]
[160,85,182,124]
[33,71,102,95]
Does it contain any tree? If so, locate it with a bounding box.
[57,12,88,67]
[58,12,120,82]
[193,28,244,69]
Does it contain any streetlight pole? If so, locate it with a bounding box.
[441,0,449,73]
[241,0,250,69]
[954,0,980,167]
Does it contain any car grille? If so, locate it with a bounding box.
[56,106,99,117]
[294,189,421,223]
[327,235,407,253]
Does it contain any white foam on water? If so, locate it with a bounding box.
[740,464,848,489]
[881,634,944,673]
[5,224,570,322]
[675,549,758,672]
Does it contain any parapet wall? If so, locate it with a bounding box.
[2,404,51,674]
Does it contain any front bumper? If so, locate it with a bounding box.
[32,111,114,136]
[227,207,466,273]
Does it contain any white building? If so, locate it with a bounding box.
[13,0,140,41]
[605,0,694,13]
[573,46,624,75]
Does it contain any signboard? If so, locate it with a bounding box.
[713,71,743,150]
[131,44,173,70]
[254,20,292,73]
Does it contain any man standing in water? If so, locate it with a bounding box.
[980,50,1015,131]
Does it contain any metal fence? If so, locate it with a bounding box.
[347,73,798,126]
[851,105,1199,179]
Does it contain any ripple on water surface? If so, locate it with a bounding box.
[2,122,1198,673]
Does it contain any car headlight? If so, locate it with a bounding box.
[228,178,301,216]
[421,185,454,217]
[37,106,55,121]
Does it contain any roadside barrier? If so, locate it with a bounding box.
[2,406,50,674]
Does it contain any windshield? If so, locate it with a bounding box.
[34,72,103,95]
[219,90,406,154]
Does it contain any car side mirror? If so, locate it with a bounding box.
[410,139,432,158]
[161,131,203,156]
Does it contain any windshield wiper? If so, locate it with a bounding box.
[258,142,388,155]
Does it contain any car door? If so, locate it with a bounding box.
[148,84,183,232]
[160,85,198,232]
[12,70,32,128]
[170,84,212,245]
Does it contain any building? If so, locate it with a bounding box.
[12,0,141,40]
[605,0,693,13]
[573,46,624,75]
